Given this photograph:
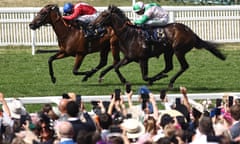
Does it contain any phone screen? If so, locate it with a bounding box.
[228,96,233,107]
[126,83,131,93]
[76,95,81,105]
[115,89,121,100]
[216,98,222,107]
[160,89,166,100]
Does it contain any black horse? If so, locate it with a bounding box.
[94,5,226,88]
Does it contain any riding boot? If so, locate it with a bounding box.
[95,26,106,37]
[75,20,88,29]
[84,25,95,38]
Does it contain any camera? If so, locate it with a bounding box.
[114,89,121,101]
[126,83,131,93]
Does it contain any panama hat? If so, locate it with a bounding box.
[121,118,145,139]
[5,99,27,119]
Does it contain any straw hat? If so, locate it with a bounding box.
[121,118,145,139]
[6,99,27,119]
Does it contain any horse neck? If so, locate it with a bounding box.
[110,16,129,42]
[50,15,72,39]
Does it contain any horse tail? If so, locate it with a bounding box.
[194,34,226,60]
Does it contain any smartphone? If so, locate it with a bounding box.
[216,98,222,107]
[228,96,234,107]
[91,101,99,106]
[76,95,81,105]
[115,89,121,100]
[215,108,221,116]
[126,83,131,93]
[62,93,70,99]
[175,98,181,105]
[160,89,166,100]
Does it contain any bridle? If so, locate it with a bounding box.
[36,5,67,27]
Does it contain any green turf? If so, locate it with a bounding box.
[0,44,239,99]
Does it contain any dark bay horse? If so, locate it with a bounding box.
[93,5,226,88]
[29,4,121,83]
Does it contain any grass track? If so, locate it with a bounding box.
[0,44,240,99]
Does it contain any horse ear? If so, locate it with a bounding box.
[51,4,58,10]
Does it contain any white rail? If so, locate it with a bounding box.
[5,93,240,105]
[1,6,240,55]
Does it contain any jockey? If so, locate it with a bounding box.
[63,2,104,38]
[63,2,97,23]
[133,1,169,26]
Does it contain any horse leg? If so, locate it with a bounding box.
[169,54,189,89]
[48,51,66,84]
[72,54,88,76]
[114,57,131,84]
[99,44,121,83]
[139,59,152,84]
[149,52,174,84]
[82,48,110,82]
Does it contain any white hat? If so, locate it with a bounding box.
[121,118,145,139]
[190,101,204,113]
[7,99,26,119]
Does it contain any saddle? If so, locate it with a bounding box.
[135,24,166,44]
[75,20,107,40]
[144,28,165,42]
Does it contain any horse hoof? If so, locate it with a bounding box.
[121,79,127,84]
[82,77,88,82]
[98,77,104,83]
[51,77,56,84]
[148,80,154,86]
[168,83,174,89]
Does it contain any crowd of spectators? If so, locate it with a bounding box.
[0,85,240,144]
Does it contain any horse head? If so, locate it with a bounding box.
[29,4,61,30]
[94,5,131,27]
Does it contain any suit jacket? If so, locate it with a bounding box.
[68,113,96,142]
[230,121,240,139]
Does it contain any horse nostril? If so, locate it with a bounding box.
[29,23,35,30]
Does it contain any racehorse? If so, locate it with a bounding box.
[29,4,121,84]
[93,5,226,88]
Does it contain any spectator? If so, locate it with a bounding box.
[66,100,96,142]
[58,98,71,121]
[77,130,101,144]
[4,98,31,143]
[36,113,56,144]
[107,90,127,125]
[0,92,14,143]
[97,112,112,142]
[57,121,75,144]
[229,103,240,140]
[191,116,216,143]
[121,118,145,143]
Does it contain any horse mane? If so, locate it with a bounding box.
[108,5,130,22]
[45,4,61,15]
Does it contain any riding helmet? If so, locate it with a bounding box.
[63,3,73,14]
[133,1,145,13]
